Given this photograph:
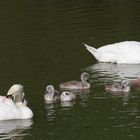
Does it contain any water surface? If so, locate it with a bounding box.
[0,0,140,140]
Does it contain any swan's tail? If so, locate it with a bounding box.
[83,43,97,55]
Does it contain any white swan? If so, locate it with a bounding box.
[59,72,90,90]
[0,84,33,120]
[60,91,76,101]
[84,41,140,64]
[44,85,60,102]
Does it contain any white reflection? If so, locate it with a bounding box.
[78,93,90,107]
[85,63,140,84]
[45,103,56,123]
[70,90,90,107]
[107,91,130,103]
[122,92,130,103]
[61,101,74,107]
[0,119,33,140]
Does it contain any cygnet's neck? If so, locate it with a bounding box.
[46,91,54,100]
[81,76,89,87]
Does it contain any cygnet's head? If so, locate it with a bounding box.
[60,91,75,102]
[61,91,70,96]
[121,80,130,88]
[46,85,55,93]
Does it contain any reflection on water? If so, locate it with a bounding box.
[85,63,140,85]
[61,101,74,108]
[84,63,140,138]
[76,90,90,107]
[1,0,140,139]
[84,63,140,104]
[45,103,56,123]
[0,119,33,140]
[45,90,90,121]
[109,102,140,133]
[107,91,130,104]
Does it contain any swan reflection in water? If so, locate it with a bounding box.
[85,63,140,85]
[0,119,33,140]
[107,90,130,103]
[84,63,140,103]
[61,101,75,108]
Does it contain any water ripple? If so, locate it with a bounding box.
[0,119,33,140]
[84,63,140,86]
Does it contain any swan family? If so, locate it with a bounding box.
[1,41,140,121]
[0,72,90,120]
[1,72,140,120]
[44,72,90,103]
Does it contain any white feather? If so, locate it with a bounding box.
[84,41,140,63]
[0,84,33,120]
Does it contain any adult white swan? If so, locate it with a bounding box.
[0,84,33,120]
[84,41,140,64]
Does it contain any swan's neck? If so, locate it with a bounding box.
[81,77,89,87]
[46,91,54,100]
[13,92,24,103]
[16,102,25,106]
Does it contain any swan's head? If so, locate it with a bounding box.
[81,72,90,81]
[46,85,55,93]
[7,84,25,103]
[7,84,23,96]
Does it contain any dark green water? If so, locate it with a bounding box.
[0,0,140,139]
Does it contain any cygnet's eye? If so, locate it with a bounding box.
[47,87,51,91]
[66,92,69,95]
